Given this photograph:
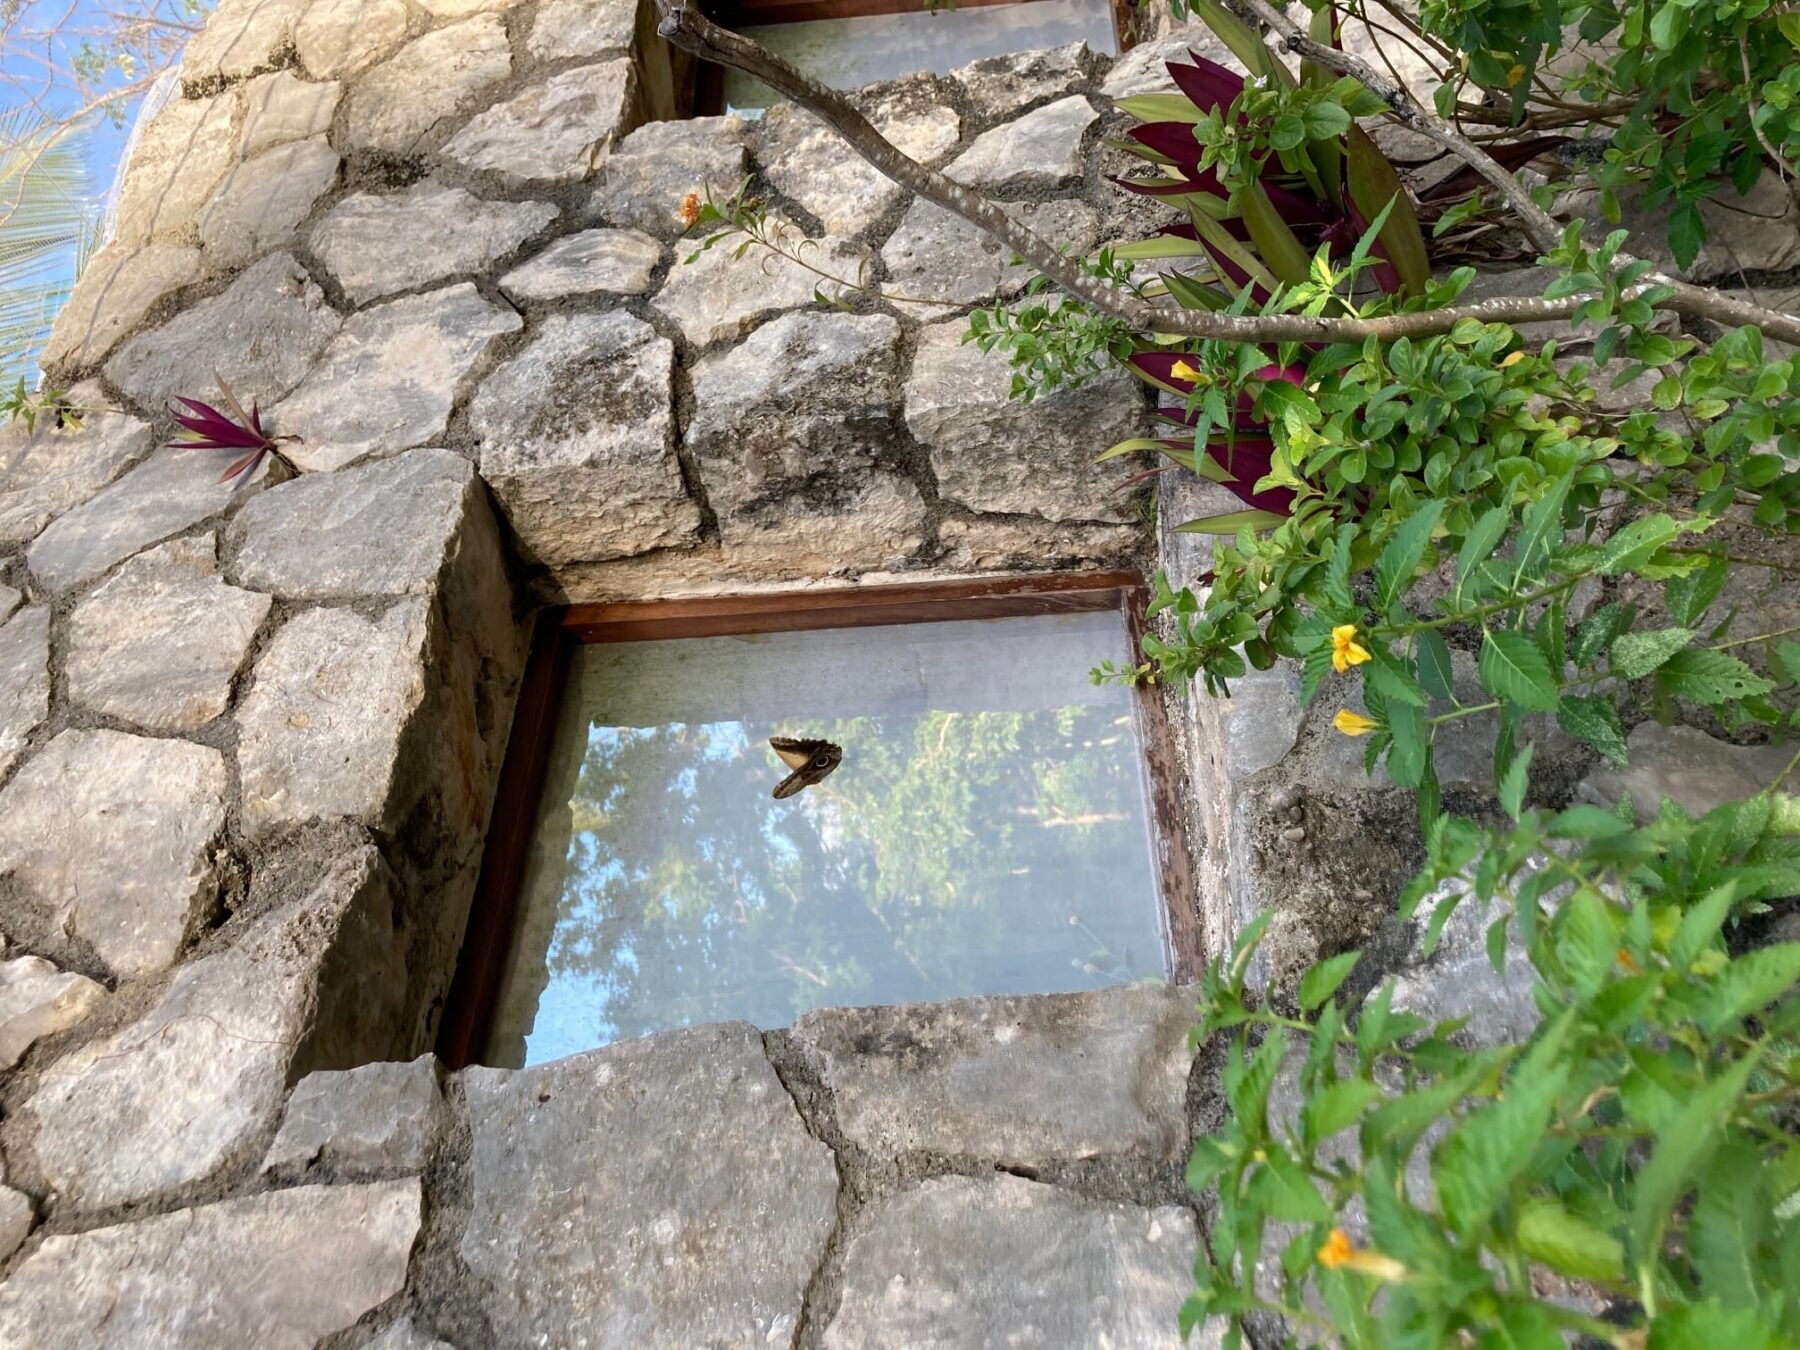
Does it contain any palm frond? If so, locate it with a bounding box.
[0,109,96,383]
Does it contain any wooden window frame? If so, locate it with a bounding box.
[438,570,1198,1070]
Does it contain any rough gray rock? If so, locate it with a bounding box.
[196,137,343,270]
[588,114,749,239]
[650,212,871,346]
[460,1022,838,1349]
[1581,722,1795,823]
[1100,26,1241,99]
[0,954,106,1071]
[340,17,513,157]
[945,95,1097,190]
[0,585,17,623]
[64,535,271,731]
[25,446,263,593]
[112,91,239,247]
[939,515,1143,571]
[274,282,521,472]
[720,472,929,576]
[105,252,342,416]
[294,0,409,78]
[952,42,1098,119]
[528,0,639,59]
[0,390,150,543]
[0,1186,29,1262]
[904,320,1143,523]
[824,1175,1199,1349]
[442,60,637,183]
[236,601,429,835]
[368,1317,457,1350]
[0,728,227,979]
[227,447,481,598]
[881,197,1099,316]
[20,845,407,1209]
[793,982,1193,1166]
[178,0,306,81]
[688,311,904,517]
[264,1056,445,1175]
[240,70,341,156]
[310,183,557,304]
[471,311,698,566]
[0,605,49,779]
[499,227,661,301]
[40,242,201,370]
[0,1180,420,1348]
[1563,171,1800,281]
[1390,880,1536,1049]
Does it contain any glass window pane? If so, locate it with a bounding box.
[482,610,1166,1068]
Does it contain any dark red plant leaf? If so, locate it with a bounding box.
[166,376,292,489]
[1168,55,1246,114]
[1128,122,1210,170]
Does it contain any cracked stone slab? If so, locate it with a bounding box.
[26,446,265,593]
[0,1180,420,1348]
[824,1175,1201,1349]
[0,387,150,543]
[264,1055,445,1175]
[1581,721,1796,823]
[20,845,407,1209]
[940,516,1143,571]
[240,70,341,156]
[881,196,1098,316]
[341,16,513,157]
[40,242,201,371]
[721,472,928,576]
[106,252,342,417]
[1100,26,1242,99]
[0,728,227,979]
[64,535,270,731]
[311,183,557,304]
[236,601,430,835]
[952,42,1098,119]
[528,0,639,59]
[460,1022,838,1348]
[791,982,1193,1166]
[179,0,307,81]
[945,95,1098,190]
[274,282,521,472]
[0,605,50,779]
[589,114,748,239]
[295,0,409,79]
[112,90,239,247]
[650,211,872,346]
[0,954,106,1071]
[0,1186,29,1262]
[227,447,480,598]
[905,320,1144,523]
[0,585,19,623]
[499,227,660,301]
[472,311,698,566]
[197,137,343,270]
[442,60,637,183]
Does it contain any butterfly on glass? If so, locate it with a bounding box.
[769,736,843,800]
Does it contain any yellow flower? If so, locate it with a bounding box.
[1170,360,1201,382]
[1334,709,1378,737]
[1317,1227,1408,1282]
[1330,624,1371,674]
[1499,349,1525,368]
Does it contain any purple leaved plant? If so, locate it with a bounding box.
[167,377,299,491]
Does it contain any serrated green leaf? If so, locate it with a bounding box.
[1302,1077,1383,1145]
[1516,1198,1624,1281]
[1416,629,1455,702]
[1631,1049,1761,1265]
[1386,698,1428,787]
[1479,630,1561,711]
[1702,943,1800,1032]
[1572,603,1629,669]
[1376,500,1444,616]
[1298,949,1362,1011]
[1688,1139,1773,1310]
[1556,694,1628,766]
[1456,507,1513,604]
[1498,742,1533,820]
[1657,649,1776,706]
[1611,627,1696,679]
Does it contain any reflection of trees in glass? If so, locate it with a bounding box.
[538,704,1160,1047]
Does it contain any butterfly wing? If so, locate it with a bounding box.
[770,736,828,771]
[769,737,844,799]
[772,768,809,800]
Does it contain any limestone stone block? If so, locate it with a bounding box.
[720,472,929,576]
[527,0,640,60]
[1390,879,1536,1049]
[0,605,50,779]
[19,845,407,1209]
[952,42,1098,119]
[112,90,240,247]
[1100,25,1243,99]
[650,212,871,346]
[40,242,201,371]
[0,1186,30,1262]
[472,311,698,566]
[1563,170,1800,281]
[294,0,410,79]
[459,1022,838,1348]
[264,1055,445,1174]
[196,137,342,269]
[442,60,637,183]
[369,1318,456,1350]
[239,70,341,157]
[880,197,1098,317]
[310,183,557,303]
[236,601,430,835]
[824,1175,1199,1349]
[904,320,1144,524]
[945,95,1097,190]
[0,388,150,543]
[227,447,482,598]
[791,982,1192,1166]
[179,0,308,81]
[26,446,265,593]
[274,282,521,472]
[106,252,343,417]
[499,227,661,301]
[0,584,19,623]
[1582,722,1795,823]
[341,16,512,157]
[0,955,106,1071]
[939,515,1143,571]
[0,1180,420,1347]
[588,114,748,239]
[0,728,227,978]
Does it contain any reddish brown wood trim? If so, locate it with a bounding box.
[437,611,574,1071]
[1126,585,1203,983]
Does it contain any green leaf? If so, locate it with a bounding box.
[1416,630,1455,702]
[1302,1077,1383,1145]
[1597,513,1708,574]
[1702,943,1800,1032]
[1610,627,1696,680]
[1176,508,1290,535]
[1665,554,1729,627]
[1498,742,1533,821]
[1516,1198,1625,1281]
[1344,126,1429,296]
[1386,698,1428,787]
[1689,1138,1773,1310]
[1376,500,1444,617]
[1572,603,1629,669]
[1456,506,1512,601]
[1667,199,1706,270]
[1671,880,1739,970]
[1510,472,1573,580]
[1298,950,1362,1011]
[1240,179,1314,287]
[1478,630,1561,712]
[1630,1049,1762,1265]
[1556,694,1628,766]
[1557,892,1616,998]
[1657,649,1776,706]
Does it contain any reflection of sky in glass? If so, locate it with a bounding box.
[482,612,1167,1068]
